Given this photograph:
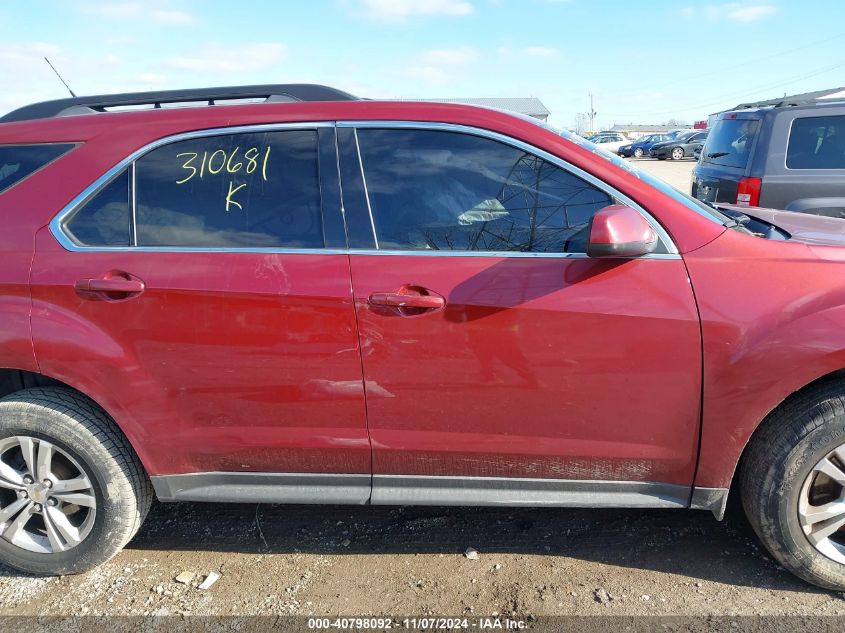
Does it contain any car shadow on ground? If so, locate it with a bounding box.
[94,501,822,594]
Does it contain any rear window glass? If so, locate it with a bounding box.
[787,116,845,169]
[64,169,131,247]
[135,129,323,247]
[700,119,758,168]
[0,143,75,193]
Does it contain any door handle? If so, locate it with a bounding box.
[369,293,445,309]
[368,285,446,316]
[74,272,145,300]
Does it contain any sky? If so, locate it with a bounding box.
[1,0,844,131]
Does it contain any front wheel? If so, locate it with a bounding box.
[0,388,152,575]
[671,147,685,160]
[634,148,644,158]
[741,380,845,589]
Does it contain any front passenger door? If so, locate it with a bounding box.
[339,124,702,505]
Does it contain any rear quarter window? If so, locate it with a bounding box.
[0,143,75,194]
[700,119,758,168]
[787,115,845,169]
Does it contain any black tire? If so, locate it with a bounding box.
[741,380,845,589]
[634,148,644,158]
[0,387,152,575]
[671,146,685,160]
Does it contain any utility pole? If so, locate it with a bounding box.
[588,93,596,134]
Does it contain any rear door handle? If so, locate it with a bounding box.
[74,272,145,300]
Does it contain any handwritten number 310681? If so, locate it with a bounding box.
[175,146,272,212]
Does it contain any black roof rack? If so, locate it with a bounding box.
[0,84,359,124]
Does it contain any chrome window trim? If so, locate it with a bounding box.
[50,122,335,253]
[352,128,380,248]
[348,249,679,260]
[129,161,137,246]
[339,120,679,255]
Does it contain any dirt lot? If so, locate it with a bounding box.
[630,156,696,192]
[3,156,842,623]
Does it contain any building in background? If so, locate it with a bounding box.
[417,97,550,122]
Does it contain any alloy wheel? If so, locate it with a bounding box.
[671,147,684,160]
[0,436,97,554]
[634,148,644,158]
[799,444,845,564]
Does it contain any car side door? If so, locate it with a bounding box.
[337,123,702,506]
[30,124,371,500]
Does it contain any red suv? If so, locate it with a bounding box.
[2,85,845,589]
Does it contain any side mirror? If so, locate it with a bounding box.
[587,204,659,258]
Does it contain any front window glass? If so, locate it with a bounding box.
[356,128,616,253]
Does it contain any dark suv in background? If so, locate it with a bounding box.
[693,102,845,216]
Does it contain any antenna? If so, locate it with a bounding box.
[44,57,77,98]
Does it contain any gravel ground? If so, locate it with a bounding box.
[2,502,844,618]
[4,156,839,625]
[628,156,696,192]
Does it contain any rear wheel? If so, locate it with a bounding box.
[0,388,151,575]
[741,380,845,589]
[634,148,644,158]
[671,146,685,160]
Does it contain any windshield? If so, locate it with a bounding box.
[701,118,759,168]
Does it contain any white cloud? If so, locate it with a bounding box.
[360,0,474,22]
[166,43,288,73]
[82,3,196,25]
[684,3,777,22]
[137,72,168,85]
[724,4,777,21]
[419,47,479,65]
[150,9,195,25]
[522,46,560,57]
[497,45,560,58]
[403,46,479,86]
[403,65,452,84]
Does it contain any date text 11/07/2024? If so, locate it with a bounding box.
[306,617,530,630]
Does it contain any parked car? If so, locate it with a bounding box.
[6,85,845,589]
[693,103,845,215]
[618,133,674,158]
[649,130,709,160]
[588,132,631,154]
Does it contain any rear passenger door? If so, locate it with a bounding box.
[338,123,702,505]
[30,124,371,497]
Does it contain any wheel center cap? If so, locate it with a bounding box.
[27,484,48,504]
